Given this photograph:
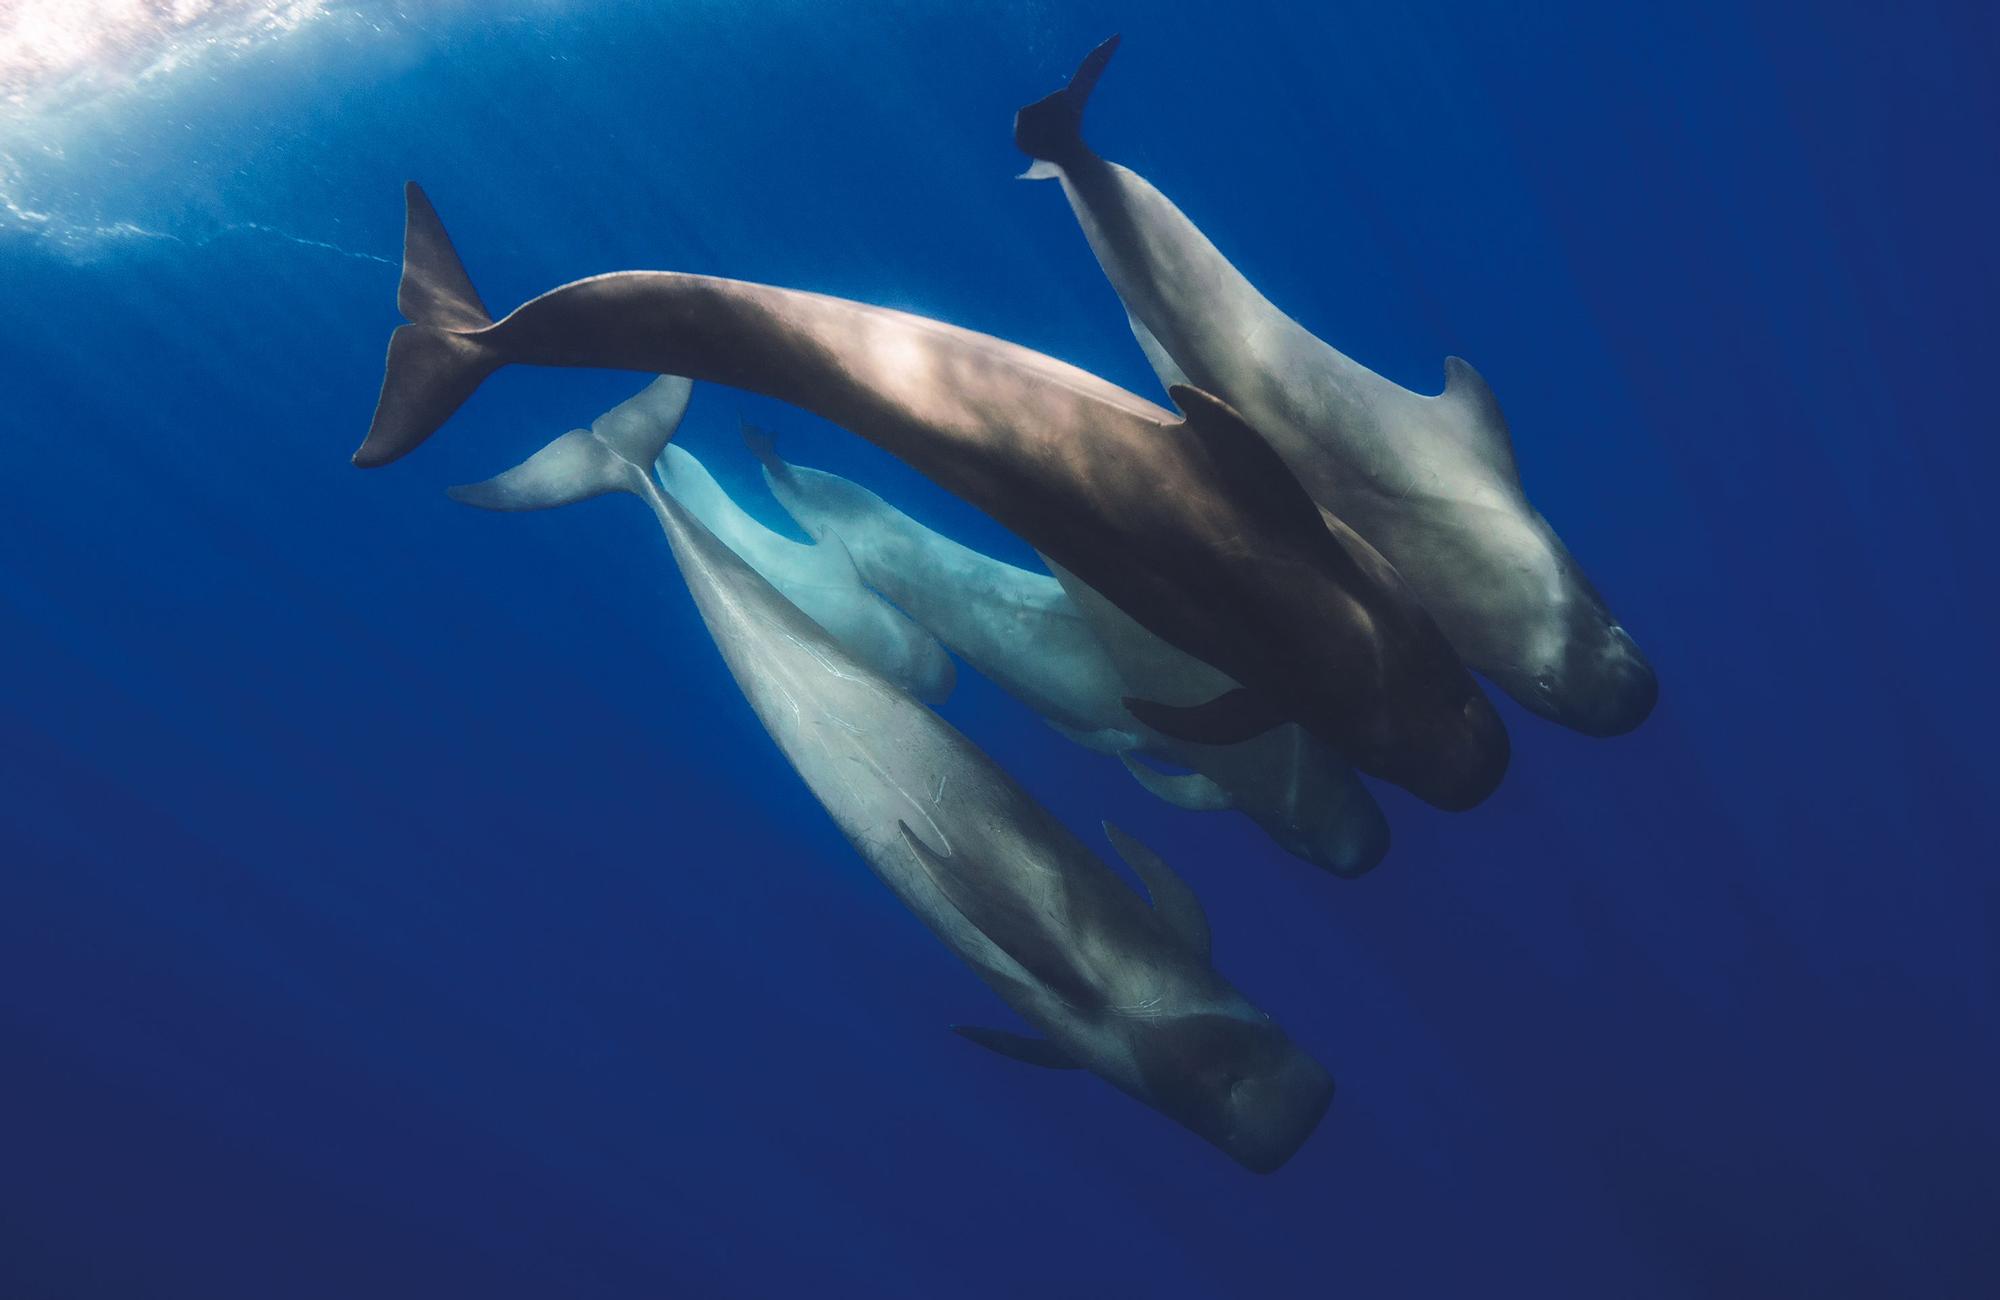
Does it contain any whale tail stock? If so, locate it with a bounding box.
[1014,34,1120,172]
[446,376,694,513]
[353,182,506,469]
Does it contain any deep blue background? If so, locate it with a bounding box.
[3,2,1995,1295]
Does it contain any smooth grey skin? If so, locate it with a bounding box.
[756,444,1389,876]
[354,182,1508,810]
[652,433,955,705]
[443,377,1334,1173]
[1016,36,1657,737]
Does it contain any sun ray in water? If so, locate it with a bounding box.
[0,1,400,263]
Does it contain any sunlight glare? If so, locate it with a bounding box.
[0,0,328,111]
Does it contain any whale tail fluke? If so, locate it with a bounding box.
[1014,34,1120,168]
[354,182,505,469]
[447,376,693,512]
[397,181,491,332]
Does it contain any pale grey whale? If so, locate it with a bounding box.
[1017,36,1656,737]
[753,437,1389,876]
[446,376,1335,1173]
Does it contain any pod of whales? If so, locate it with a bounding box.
[446,376,1334,1173]
[350,35,1661,1172]
[752,434,1390,876]
[356,182,1507,811]
[1017,36,1657,737]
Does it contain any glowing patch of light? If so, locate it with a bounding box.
[0,0,330,113]
[0,2,385,260]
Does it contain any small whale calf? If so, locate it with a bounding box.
[1017,36,1657,736]
[754,436,1389,876]
[448,377,1334,1173]
[652,417,955,704]
[356,182,1506,810]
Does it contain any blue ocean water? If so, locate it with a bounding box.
[2,1,1994,1294]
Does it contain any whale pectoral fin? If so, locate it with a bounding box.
[1045,719,1141,754]
[1438,357,1521,482]
[1119,754,1234,811]
[1102,821,1212,962]
[952,1025,1081,1070]
[1123,689,1287,746]
[1168,385,1331,544]
[897,821,1104,1011]
[739,416,781,471]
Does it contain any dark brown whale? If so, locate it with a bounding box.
[354,183,1508,809]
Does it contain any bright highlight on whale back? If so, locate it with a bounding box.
[354,181,1510,810]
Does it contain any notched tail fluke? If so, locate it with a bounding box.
[447,375,693,512]
[1014,33,1120,168]
[353,182,503,469]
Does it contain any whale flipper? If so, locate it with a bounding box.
[1103,822,1211,962]
[952,1025,1080,1070]
[740,417,780,471]
[898,821,1104,1011]
[1014,33,1120,166]
[356,182,504,468]
[1045,720,1142,754]
[447,376,692,511]
[1118,754,1234,811]
[1122,689,1287,746]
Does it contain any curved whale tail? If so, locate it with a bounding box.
[1014,34,1120,170]
[446,376,693,512]
[354,182,505,468]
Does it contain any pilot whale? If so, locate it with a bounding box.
[445,377,1335,1173]
[648,406,954,704]
[753,436,1390,876]
[1017,36,1657,737]
[354,182,1507,809]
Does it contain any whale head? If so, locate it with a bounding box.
[1496,543,1658,737]
[1136,1011,1334,1174]
[1527,612,1657,737]
[1254,749,1392,878]
[1282,799,1392,879]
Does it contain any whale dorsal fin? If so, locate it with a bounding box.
[952,1025,1080,1070]
[1437,357,1520,483]
[898,821,1104,1011]
[1102,821,1212,962]
[1126,309,1192,393]
[1119,754,1233,811]
[1169,385,1330,547]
